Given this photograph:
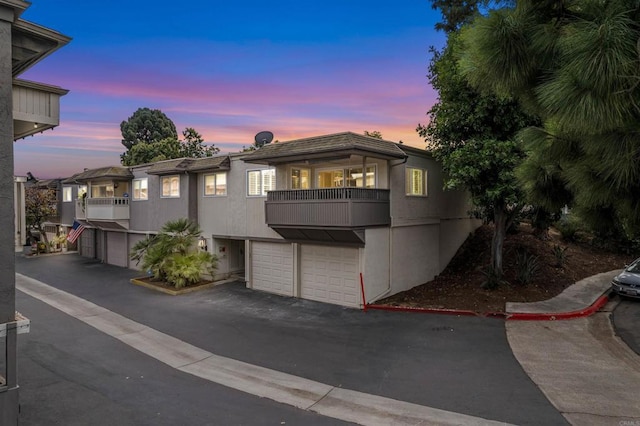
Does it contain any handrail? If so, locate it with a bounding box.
[267,188,389,202]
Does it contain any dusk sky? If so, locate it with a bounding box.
[16,1,444,179]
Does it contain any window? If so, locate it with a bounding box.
[91,184,114,198]
[291,168,310,189]
[132,178,148,200]
[204,173,227,196]
[62,186,72,202]
[78,185,87,199]
[317,165,377,188]
[247,169,275,196]
[406,167,427,196]
[161,175,180,198]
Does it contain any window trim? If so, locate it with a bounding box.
[315,164,378,189]
[290,167,311,190]
[406,167,428,197]
[161,175,181,198]
[204,172,227,197]
[247,169,275,197]
[132,178,148,201]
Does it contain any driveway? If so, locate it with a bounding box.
[16,253,566,425]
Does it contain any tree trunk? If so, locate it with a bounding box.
[491,208,508,278]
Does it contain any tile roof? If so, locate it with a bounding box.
[242,132,408,164]
[146,158,195,175]
[187,155,230,172]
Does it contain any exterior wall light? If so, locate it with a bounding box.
[198,237,207,251]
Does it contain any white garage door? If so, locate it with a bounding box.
[251,241,294,296]
[301,245,360,307]
[107,232,127,267]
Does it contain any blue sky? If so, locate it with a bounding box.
[16,1,444,178]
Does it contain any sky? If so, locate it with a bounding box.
[16,1,445,179]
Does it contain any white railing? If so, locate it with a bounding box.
[86,197,130,220]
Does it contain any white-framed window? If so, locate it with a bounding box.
[204,172,227,196]
[62,186,73,202]
[247,169,275,196]
[291,167,310,189]
[316,165,377,189]
[132,178,148,200]
[406,167,427,196]
[161,175,180,198]
[91,184,114,198]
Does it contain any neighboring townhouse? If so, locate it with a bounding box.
[1,1,71,422]
[59,132,478,309]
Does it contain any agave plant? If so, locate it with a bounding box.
[130,218,217,288]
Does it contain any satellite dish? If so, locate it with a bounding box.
[254,131,274,148]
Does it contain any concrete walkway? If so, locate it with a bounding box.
[506,271,640,425]
[16,273,512,426]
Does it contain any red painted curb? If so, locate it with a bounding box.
[505,293,610,321]
[366,292,610,321]
[365,304,504,318]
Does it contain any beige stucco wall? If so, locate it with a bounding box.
[362,227,391,303]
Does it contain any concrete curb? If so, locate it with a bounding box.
[367,270,619,321]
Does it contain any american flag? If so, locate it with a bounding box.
[67,220,86,244]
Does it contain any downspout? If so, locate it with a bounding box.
[368,155,408,303]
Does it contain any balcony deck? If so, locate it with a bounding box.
[265,188,390,228]
[85,197,130,220]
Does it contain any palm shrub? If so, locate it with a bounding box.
[130,218,217,288]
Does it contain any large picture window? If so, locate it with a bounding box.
[406,167,427,196]
[132,178,148,200]
[204,173,227,196]
[161,175,180,198]
[91,184,114,198]
[317,165,376,189]
[247,169,275,196]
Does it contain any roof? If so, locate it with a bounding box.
[242,132,408,165]
[66,166,133,183]
[146,156,231,175]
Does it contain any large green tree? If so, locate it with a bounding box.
[419,3,538,281]
[120,109,219,166]
[458,0,640,239]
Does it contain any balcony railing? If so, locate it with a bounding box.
[75,199,86,220]
[265,188,390,228]
[85,197,130,220]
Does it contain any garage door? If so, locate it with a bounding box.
[79,228,95,259]
[107,232,127,267]
[251,241,294,296]
[301,245,360,307]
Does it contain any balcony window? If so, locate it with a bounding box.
[317,169,344,188]
[247,169,275,196]
[347,166,376,188]
[92,184,114,198]
[406,167,427,196]
[204,172,227,196]
[161,175,180,198]
[317,165,376,188]
[291,168,310,189]
[133,178,148,200]
[62,186,72,202]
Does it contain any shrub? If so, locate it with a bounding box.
[130,218,217,288]
[515,248,539,285]
[555,216,581,242]
[481,265,505,290]
[552,244,568,268]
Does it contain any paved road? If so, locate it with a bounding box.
[15,253,567,425]
[612,296,640,356]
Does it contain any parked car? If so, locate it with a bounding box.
[611,258,640,299]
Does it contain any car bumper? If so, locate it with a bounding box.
[611,282,640,299]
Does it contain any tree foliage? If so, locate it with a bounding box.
[120,108,219,166]
[130,218,217,288]
[364,130,383,139]
[121,107,178,150]
[25,187,58,252]
[458,0,640,239]
[418,7,538,280]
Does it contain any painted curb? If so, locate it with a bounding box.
[504,293,610,321]
[366,292,610,321]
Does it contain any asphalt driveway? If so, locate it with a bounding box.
[16,253,567,425]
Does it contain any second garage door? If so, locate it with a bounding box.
[301,245,360,307]
[251,241,294,296]
[107,232,127,267]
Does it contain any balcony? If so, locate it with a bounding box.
[265,188,390,229]
[86,197,130,220]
